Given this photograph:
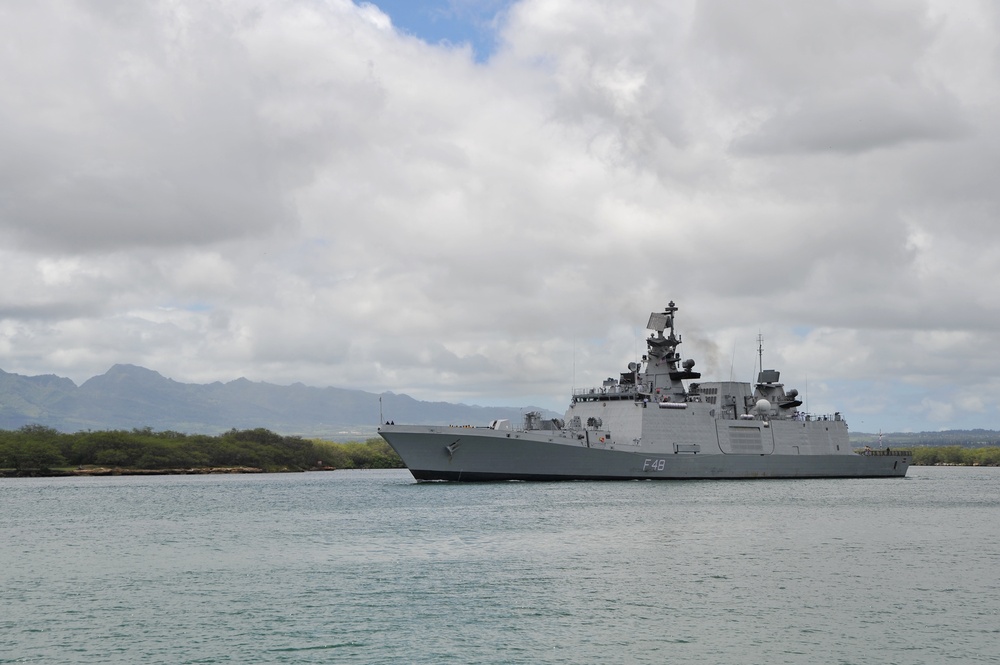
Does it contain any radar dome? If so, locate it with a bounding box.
[755,399,771,414]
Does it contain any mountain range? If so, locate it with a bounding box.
[0,364,559,440]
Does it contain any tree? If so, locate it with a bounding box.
[0,428,66,472]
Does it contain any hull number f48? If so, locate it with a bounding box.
[643,458,666,472]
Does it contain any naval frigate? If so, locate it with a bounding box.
[379,301,911,481]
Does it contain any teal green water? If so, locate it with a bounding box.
[2,467,998,664]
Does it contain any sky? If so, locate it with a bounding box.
[2,0,1000,434]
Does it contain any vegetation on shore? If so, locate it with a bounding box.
[0,425,403,475]
[851,429,1000,448]
[3,424,1000,475]
[908,445,1000,467]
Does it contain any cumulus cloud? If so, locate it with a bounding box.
[1,0,999,432]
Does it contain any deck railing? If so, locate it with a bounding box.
[858,448,912,457]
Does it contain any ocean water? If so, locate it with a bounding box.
[2,467,998,664]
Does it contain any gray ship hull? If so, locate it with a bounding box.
[379,425,911,481]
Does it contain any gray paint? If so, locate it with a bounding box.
[380,301,911,481]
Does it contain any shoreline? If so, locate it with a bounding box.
[2,463,996,479]
[0,465,341,478]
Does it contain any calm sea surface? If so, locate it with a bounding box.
[2,467,998,664]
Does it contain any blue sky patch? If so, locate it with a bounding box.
[365,0,514,62]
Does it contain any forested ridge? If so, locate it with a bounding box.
[0,425,403,475]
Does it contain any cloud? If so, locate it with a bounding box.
[733,81,969,155]
[1,0,999,433]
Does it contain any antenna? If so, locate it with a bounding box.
[757,331,764,372]
[749,331,761,385]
